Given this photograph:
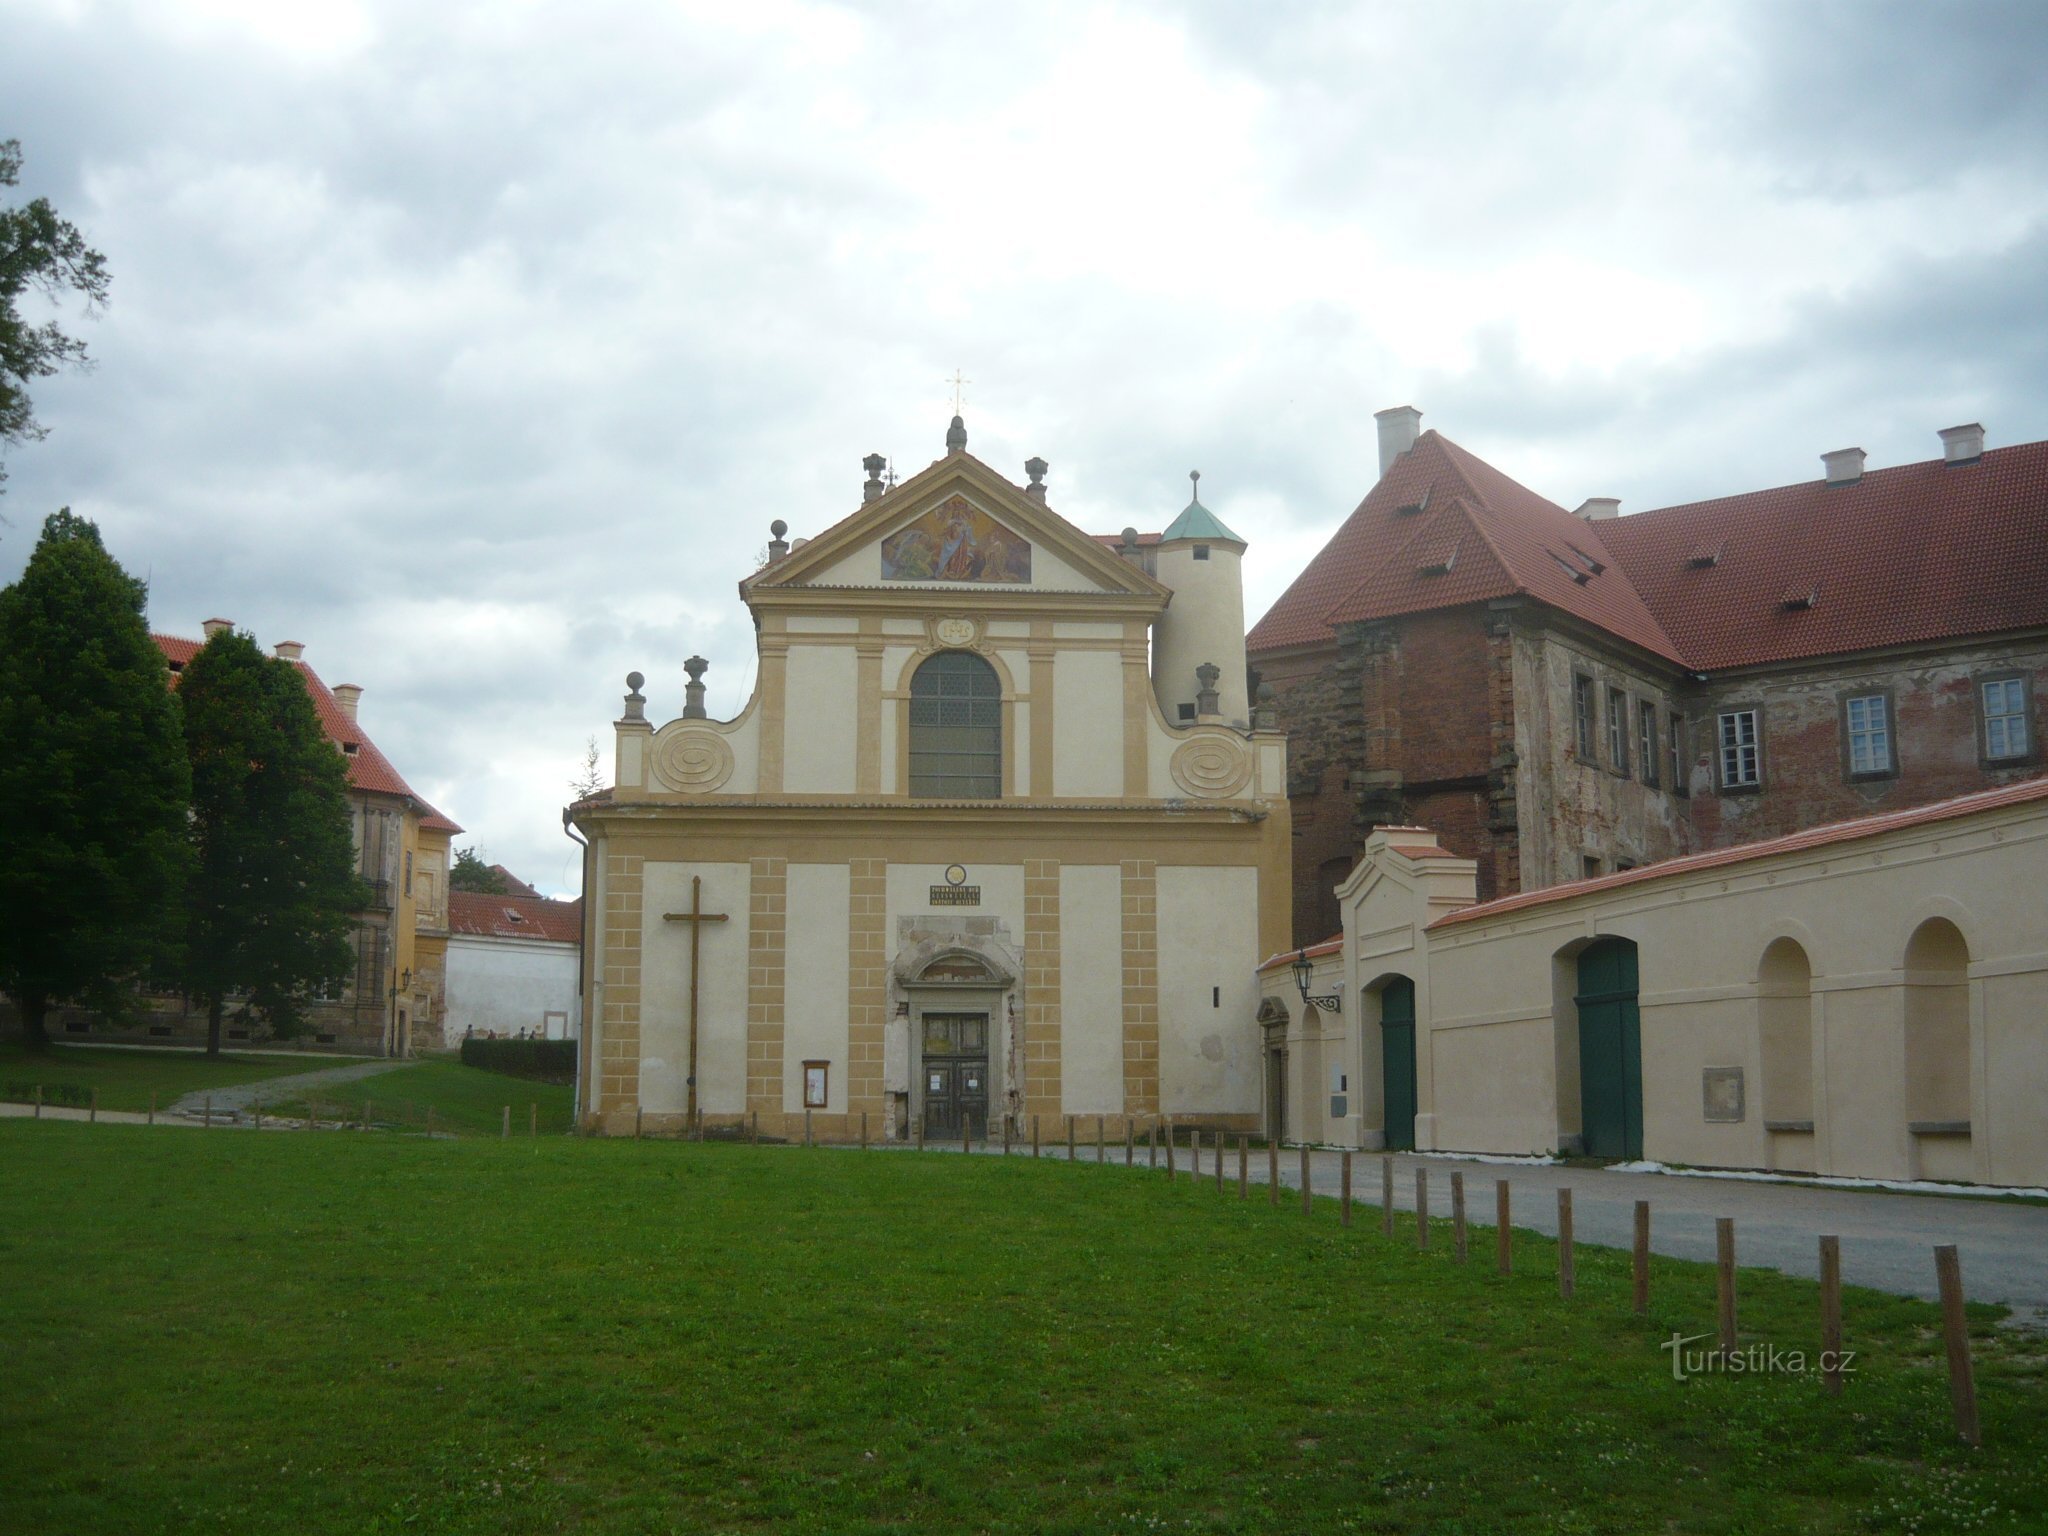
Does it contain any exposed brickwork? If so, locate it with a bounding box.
[599,851,644,1126]
[846,858,888,1121]
[1119,859,1158,1115]
[1023,859,1062,1119]
[746,856,787,1125]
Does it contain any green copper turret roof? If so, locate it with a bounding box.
[1160,470,1245,544]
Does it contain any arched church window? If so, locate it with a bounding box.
[909,651,1001,798]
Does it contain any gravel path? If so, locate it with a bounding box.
[165,1059,410,1118]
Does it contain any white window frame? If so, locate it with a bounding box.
[1638,700,1659,787]
[1845,693,1892,777]
[1982,677,2030,762]
[1573,674,1596,759]
[1607,687,1630,775]
[1718,709,1761,789]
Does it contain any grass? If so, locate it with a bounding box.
[3,1127,2044,1535]
[261,1057,577,1138]
[0,1040,354,1114]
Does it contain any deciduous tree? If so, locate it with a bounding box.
[0,509,189,1048]
[1,140,110,496]
[450,846,508,895]
[181,629,364,1056]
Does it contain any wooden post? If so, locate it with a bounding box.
[1032,1114,1040,1159]
[752,1110,760,1145]
[90,1087,98,1124]
[1496,1180,1511,1274]
[1935,1245,1981,1446]
[1125,1120,1134,1166]
[962,1116,970,1156]
[1716,1218,1737,1350]
[1632,1201,1651,1314]
[805,1109,814,1148]
[364,1099,373,1132]
[1381,1156,1394,1237]
[861,1110,869,1150]
[1002,1116,1012,1156]
[1214,1131,1224,1192]
[253,1101,262,1132]
[1096,1115,1104,1162]
[634,1105,643,1140]
[1067,1115,1075,1160]
[502,1105,511,1139]
[1452,1172,1467,1262]
[1300,1143,1312,1216]
[33,1085,41,1119]
[1167,1127,1177,1182]
[1819,1235,1844,1398]
[694,1108,705,1143]
[426,1106,436,1138]
[1341,1152,1353,1227]
[529,1103,537,1138]
[1238,1135,1248,1199]
[148,1090,155,1127]
[1267,1138,1279,1206]
[1415,1168,1429,1249]
[1148,1122,1157,1169]
[1558,1188,1575,1299]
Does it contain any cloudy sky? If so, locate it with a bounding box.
[6,0,2046,895]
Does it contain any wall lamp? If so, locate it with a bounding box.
[1290,949,1342,1013]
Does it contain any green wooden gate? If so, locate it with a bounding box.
[1575,940,1643,1160]
[1380,977,1418,1152]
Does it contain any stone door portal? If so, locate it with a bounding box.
[921,1012,990,1140]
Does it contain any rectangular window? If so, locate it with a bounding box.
[1982,677,2030,761]
[1638,700,1659,787]
[1607,688,1629,775]
[1845,694,1893,777]
[1573,675,1596,759]
[404,849,414,897]
[1582,854,1603,879]
[1719,709,1761,788]
[1668,714,1687,795]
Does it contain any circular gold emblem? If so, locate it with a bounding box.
[944,864,968,887]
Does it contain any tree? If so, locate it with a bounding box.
[1,141,110,496]
[181,629,364,1056]
[570,734,607,800]
[0,510,190,1047]
[450,846,508,895]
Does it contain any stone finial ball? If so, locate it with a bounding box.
[1121,525,1140,545]
[770,519,789,538]
[627,671,645,692]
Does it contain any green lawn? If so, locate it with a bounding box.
[3,1127,2043,1535]
[0,1040,357,1114]
[262,1057,577,1138]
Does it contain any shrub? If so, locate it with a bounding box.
[459,1037,576,1084]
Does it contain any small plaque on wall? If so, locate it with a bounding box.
[929,885,981,906]
[1702,1066,1745,1123]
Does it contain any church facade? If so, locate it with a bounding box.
[568,419,1290,1139]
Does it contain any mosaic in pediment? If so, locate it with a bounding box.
[880,494,1032,584]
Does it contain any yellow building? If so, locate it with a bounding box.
[569,418,1291,1138]
[148,624,460,1056]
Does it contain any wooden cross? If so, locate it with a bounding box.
[662,875,729,1123]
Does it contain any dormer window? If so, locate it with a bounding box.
[1396,486,1432,517]
[1548,550,1591,586]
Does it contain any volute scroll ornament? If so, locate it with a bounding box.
[1169,735,1253,798]
[651,723,736,794]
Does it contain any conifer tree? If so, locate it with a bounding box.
[180,629,364,1056]
[0,509,190,1048]
[450,846,508,894]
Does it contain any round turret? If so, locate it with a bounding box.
[1151,472,1249,728]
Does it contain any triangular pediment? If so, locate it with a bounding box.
[744,451,1171,603]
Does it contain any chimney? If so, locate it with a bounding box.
[201,616,233,638]
[1023,456,1048,502]
[1822,447,1866,486]
[861,453,887,502]
[331,683,363,719]
[1374,405,1423,478]
[1573,497,1621,522]
[1938,422,1985,465]
[273,640,304,662]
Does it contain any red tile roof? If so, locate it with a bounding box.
[1251,431,2048,673]
[1258,933,1343,973]
[1249,432,1681,662]
[448,890,583,944]
[1597,440,2048,670]
[1430,776,2048,929]
[153,633,461,833]
[490,865,542,899]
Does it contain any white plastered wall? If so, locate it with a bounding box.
[782,645,858,793]
[639,862,753,1115]
[1052,648,1125,797]
[1059,864,1125,1113]
[784,863,852,1112]
[445,936,579,1045]
[1156,865,1260,1116]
